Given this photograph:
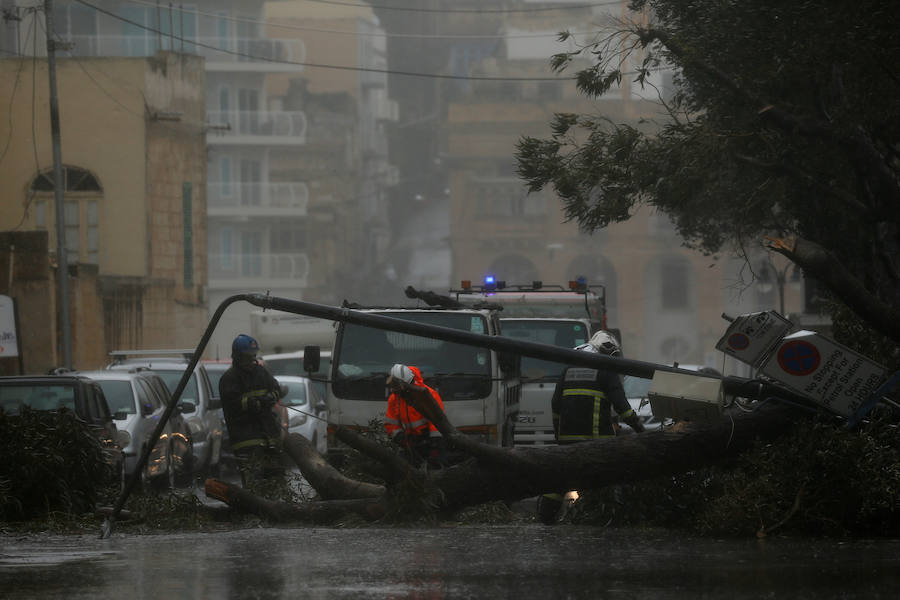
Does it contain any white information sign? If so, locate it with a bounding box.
[759,330,887,417]
[715,311,794,368]
[0,294,19,358]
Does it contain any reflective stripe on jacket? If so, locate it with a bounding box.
[552,366,633,442]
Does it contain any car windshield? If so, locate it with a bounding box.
[95,380,136,414]
[154,370,200,405]
[334,313,492,401]
[0,384,76,414]
[623,376,653,399]
[205,366,227,392]
[500,319,590,382]
[280,381,308,407]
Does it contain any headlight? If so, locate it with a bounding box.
[116,430,131,449]
[289,413,307,428]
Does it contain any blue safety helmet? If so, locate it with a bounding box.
[231,334,260,359]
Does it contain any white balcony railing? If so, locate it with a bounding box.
[208,253,309,285]
[65,35,305,65]
[206,110,307,139]
[208,182,309,212]
[195,37,305,64]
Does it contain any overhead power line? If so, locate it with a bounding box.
[73,0,579,81]
[120,0,612,40]
[299,0,625,14]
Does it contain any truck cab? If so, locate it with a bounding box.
[310,305,520,456]
[499,317,593,444]
[451,278,610,446]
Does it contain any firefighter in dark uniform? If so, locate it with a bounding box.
[537,330,645,524]
[219,333,285,491]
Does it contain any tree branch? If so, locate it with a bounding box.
[766,236,900,343]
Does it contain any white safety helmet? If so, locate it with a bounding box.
[390,363,415,385]
[575,331,621,356]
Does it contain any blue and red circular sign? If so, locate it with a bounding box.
[728,333,750,350]
[777,340,821,376]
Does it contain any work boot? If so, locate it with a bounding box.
[536,493,563,525]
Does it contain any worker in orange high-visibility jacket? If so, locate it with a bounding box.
[384,363,448,468]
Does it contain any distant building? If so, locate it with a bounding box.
[431,1,813,371]
[0,49,208,371]
[2,0,396,358]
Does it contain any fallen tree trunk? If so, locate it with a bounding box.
[206,399,809,522]
[204,478,385,523]
[281,432,384,500]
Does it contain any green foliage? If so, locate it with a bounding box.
[516,0,900,336]
[569,417,900,537]
[0,408,112,521]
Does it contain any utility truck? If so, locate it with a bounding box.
[451,277,609,445]
[304,298,521,458]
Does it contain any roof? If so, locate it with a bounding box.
[0,374,94,385]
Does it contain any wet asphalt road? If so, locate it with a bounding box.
[2,523,899,599]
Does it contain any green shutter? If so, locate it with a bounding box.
[182,182,193,288]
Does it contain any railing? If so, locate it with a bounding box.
[208,253,310,284]
[207,182,309,212]
[195,37,305,64]
[206,110,307,139]
[65,35,305,64]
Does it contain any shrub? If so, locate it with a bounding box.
[0,407,111,521]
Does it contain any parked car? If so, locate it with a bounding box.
[275,375,328,454]
[77,369,193,489]
[622,375,663,431]
[622,365,722,432]
[0,374,126,488]
[262,350,331,400]
[107,350,224,475]
[201,359,231,395]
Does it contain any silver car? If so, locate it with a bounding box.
[275,375,328,454]
[77,369,193,488]
[622,375,664,431]
[106,351,225,476]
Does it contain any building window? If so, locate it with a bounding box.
[30,167,101,264]
[473,180,546,218]
[661,258,690,310]
[220,228,233,270]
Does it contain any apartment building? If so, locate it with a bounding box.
[0,45,208,370]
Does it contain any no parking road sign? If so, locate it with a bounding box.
[760,330,887,417]
[715,310,793,368]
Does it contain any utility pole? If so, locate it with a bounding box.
[44,0,72,369]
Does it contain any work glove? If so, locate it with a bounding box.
[623,414,645,433]
[392,431,408,447]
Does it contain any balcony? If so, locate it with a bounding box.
[206,110,307,145]
[196,37,306,72]
[208,182,309,217]
[65,35,305,72]
[208,252,309,289]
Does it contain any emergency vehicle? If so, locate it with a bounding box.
[309,302,521,456]
[451,277,609,445]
